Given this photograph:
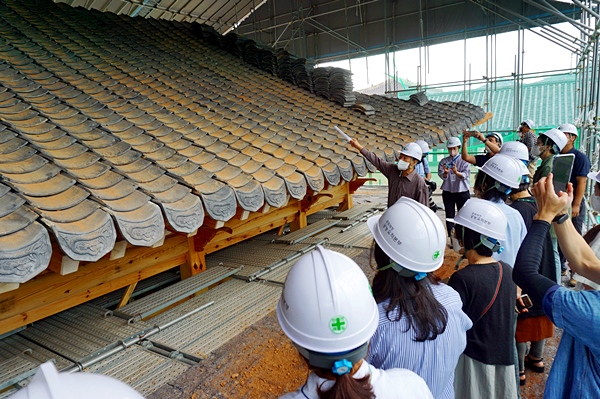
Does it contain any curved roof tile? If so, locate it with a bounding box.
[0,0,488,283]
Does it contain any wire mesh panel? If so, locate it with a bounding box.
[17,304,149,362]
[117,266,240,321]
[148,279,281,357]
[90,269,181,309]
[84,345,189,397]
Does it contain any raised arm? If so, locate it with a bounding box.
[532,174,600,284]
[461,133,477,165]
[349,138,396,178]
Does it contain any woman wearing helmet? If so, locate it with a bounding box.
[473,154,527,267]
[438,137,471,240]
[366,197,472,399]
[278,246,433,399]
[461,130,503,167]
[447,199,518,399]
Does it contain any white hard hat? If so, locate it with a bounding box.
[415,139,431,154]
[447,137,461,148]
[499,141,529,162]
[367,197,445,273]
[541,128,569,152]
[9,362,145,399]
[480,154,524,189]
[277,245,378,355]
[522,119,535,129]
[557,123,578,137]
[587,170,600,183]
[400,142,423,160]
[447,198,507,241]
[486,132,504,146]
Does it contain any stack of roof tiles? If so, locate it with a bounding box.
[0,0,487,283]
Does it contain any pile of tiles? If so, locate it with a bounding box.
[0,0,487,282]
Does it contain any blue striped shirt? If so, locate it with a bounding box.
[366,283,473,399]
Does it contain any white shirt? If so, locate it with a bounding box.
[491,200,527,267]
[280,360,433,399]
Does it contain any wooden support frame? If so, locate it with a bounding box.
[0,182,354,335]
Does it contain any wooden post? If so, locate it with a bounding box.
[181,235,206,279]
[338,183,353,211]
[289,209,307,231]
[116,282,138,309]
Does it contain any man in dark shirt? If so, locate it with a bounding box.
[461,130,503,167]
[349,140,428,207]
[558,123,590,234]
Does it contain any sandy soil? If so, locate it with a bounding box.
[148,187,557,399]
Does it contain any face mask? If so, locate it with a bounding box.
[592,195,600,212]
[397,160,410,171]
[531,145,542,157]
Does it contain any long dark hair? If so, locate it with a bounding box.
[371,244,448,342]
[317,373,375,399]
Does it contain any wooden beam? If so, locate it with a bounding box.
[0,235,188,335]
[0,182,353,335]
[181,236,205,279]
[116,282,138,309]
[349,178,376,194]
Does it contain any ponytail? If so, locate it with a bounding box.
[317,373,375,399]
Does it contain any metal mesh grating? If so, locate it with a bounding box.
[274,219,340,244]
[330,203,380,220]
[117,266,239,320]
[90,269,181,309]
[316,223,374,249]
[148,279,281,357]
[17,304,149,362]
[84,345,189,397]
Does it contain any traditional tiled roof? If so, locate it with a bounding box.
[427,75,577,131]
[0,0,487,283]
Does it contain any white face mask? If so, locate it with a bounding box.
[531,145,542,158]
[592,195,600,212]
[397,160,410,171]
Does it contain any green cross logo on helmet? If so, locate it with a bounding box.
[432,250,441,261]
[330,316,348,334]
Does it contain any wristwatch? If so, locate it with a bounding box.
[553,214,569,224]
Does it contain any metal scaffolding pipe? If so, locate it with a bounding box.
[61,302,214,373]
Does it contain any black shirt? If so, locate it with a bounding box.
[448,261,517,365]
[510,197,557,317]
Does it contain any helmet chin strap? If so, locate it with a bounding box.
[454,234,504,270]
[378,262,427,281]
[295,342,369,376]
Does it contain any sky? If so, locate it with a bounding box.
[319,22,580,92]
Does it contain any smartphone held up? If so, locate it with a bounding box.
[552,154,575,195]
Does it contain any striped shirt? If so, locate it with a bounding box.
[366,283,473,399]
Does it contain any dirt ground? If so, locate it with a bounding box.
[148,187,559,399]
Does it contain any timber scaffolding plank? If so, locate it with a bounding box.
[114,266,240,323]
[0,182,354,336]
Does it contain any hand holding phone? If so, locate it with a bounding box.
[552,154,575,194]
